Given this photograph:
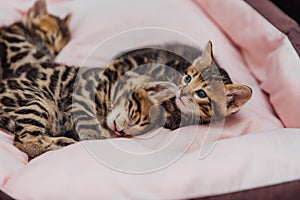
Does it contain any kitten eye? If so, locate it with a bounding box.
[47,36,53,44]
[184,75,191,84]
[46,33,56,44]
[196,89,207,98]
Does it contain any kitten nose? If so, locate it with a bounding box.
[180,86,192,97]
[180,90,186,97]
[116,117,125,131]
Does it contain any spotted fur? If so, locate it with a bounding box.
[175,42,252,124]
[0,60,175,158]
[108,42,252,130]
[0,40,251,158]
[0,0,71,79]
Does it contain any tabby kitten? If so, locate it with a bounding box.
[0,61,176,158]
[176,42,252,124]
[0,0,71,79]
[0,39,251,158]
[106,42,252,132]
[0,41,194,157]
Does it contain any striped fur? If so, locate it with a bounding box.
[0,40,252,158]
[0,0,71,79]
[175,42,252,124]
[108,42,252,130]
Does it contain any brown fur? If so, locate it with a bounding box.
[0,38,252,159]
[0,0,71,79]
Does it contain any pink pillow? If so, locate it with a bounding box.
[1,0,299,199]
[0,131,27,187]
[3,129,300,199]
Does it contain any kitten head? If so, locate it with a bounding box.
[106,81,176,136]
[176,41,252,123]
[22,0,72,55]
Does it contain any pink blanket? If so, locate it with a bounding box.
[0,0,300,199]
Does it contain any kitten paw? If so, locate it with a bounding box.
[53,137,77,147]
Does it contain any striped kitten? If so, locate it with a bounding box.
[175,42,252,124]
[0,42,198,157]
[108,42,252,131]
[0,61,177,158]
[0,0,71,79]
[0,40,251,158]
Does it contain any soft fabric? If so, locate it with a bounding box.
[270,0,300,25]
[0,0,299,199]
[246,0,300,55]
[0,131,27,187]
[2,129,300,200]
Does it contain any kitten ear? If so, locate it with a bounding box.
[64,13,72,25]
[28,0,48,19]
[225,84,252,116]
[140,82,178,104]
[192,41,213,70]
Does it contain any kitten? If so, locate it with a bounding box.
[0,38,251,158]
[0,0,71,79]
[107,42,252,131]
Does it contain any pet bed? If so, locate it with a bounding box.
[0,0,299,199]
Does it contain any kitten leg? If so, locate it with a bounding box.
[14,130,76,159]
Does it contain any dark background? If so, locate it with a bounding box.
[271,0,300,24]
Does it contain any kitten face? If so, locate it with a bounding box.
[106,90,155,136]
[106,81,176,136]
[177,64,234,122]
[23,0,71,55]
[176,66,215,122]
[176,41,252,123]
